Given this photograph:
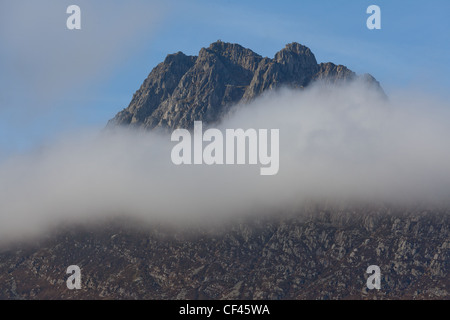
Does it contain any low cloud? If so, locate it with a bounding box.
[1,81,450,241]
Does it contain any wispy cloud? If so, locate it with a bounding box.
[0,0,167,113]
[0,81,449,242]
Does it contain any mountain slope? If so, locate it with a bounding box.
[108,41,383,130]
[0,207,448,299]
[2,42,447,301]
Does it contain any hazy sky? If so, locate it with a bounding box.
[0,0,449,155]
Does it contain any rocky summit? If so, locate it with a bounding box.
[0,42,447,300]
[108,41,383,131]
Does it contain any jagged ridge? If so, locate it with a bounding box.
[108,41,383,130]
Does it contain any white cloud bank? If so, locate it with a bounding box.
[1,81,450,241]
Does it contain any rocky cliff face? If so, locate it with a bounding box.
[1,42,446,300]
[108,41,383,131]
[0,207,448,299]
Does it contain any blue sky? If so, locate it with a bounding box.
[0,0,449,157]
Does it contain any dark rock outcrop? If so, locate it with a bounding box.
[108,41,383,131]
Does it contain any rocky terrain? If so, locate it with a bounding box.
[0,206,448,299]
[108,41,383,131]
[1,42,447,300]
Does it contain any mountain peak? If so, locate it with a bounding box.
[281,42,313,55]
[203,41,262,69]
[163,51,187,63]
[274,42,317,65]
[109,42,383,130]
[207,40,246,53]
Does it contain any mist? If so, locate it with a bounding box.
[1,81,450,241]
